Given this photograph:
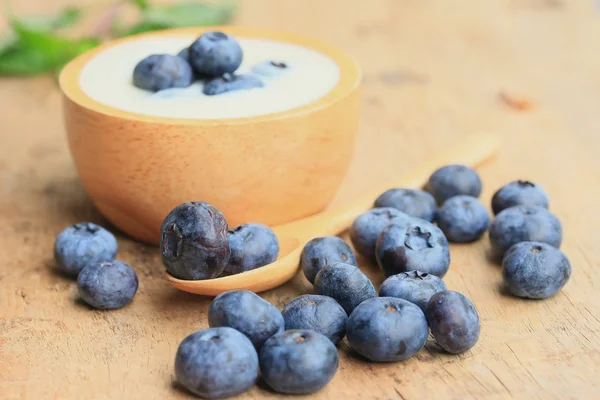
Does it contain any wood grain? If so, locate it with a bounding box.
[1,0,600,399]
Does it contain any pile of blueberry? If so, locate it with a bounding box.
[132,31,288,95]
[159,201,280,280]
[54,222,138,310]
[52,163,571,398]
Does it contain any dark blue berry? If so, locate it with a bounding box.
[300,236,357,284]
[376,219,450,277]
[177,47,190,62]
[133,54,193,92]
[426,290,480,354]
[436,195,490,242]
[54,222,117,277]
[374,188,437,222]
[160,202,230,280]
[502,241,571,299]
[189,31,243,77]
[425,164,482,204]
[208,290,284,350]
[225,223,279,274]
[175,327,258,399]
[350,207,412,262]
[379,270,447,312]
[202,73,263,96]
[314,262,376,315]
[489,205,562,256]
[77,260,138,310]
[282,295,348,345]
[260,330,338,394]
[54,222,118,276]
[346,297,428,362]
[251,60,289,77]
[492,180,549,215]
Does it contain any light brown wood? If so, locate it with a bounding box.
[2,0,600,399]
[60,26,361,244]
[166,133,499,296]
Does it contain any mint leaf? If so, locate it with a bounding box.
[131,0,150,10]
[0,34,17,55]
[142,1,237,28]
[0,47,54,75]
[0,22,100,76]
[0,6,81,56]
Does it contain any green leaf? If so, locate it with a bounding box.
[0,47,54,75]
[0,22,100,76]
[0,6,82,57]
[0,34,17,55]
[131,0,150,10]
[142,1,237,28]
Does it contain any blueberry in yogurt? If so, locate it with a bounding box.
[133,54,194,92]
[203,73,264,96]
[189,31,243,77]
[252,60,289,77]
[177,47,190,62]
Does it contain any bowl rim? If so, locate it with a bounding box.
[59,26,361,126]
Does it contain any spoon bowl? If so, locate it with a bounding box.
[166,133,500,296]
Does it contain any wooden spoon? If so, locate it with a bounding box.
[166,133,499,296]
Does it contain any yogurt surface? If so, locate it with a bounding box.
[79,35,341,119]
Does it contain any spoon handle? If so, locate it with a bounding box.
[275,133,500,242]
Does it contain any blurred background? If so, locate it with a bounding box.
[1,0,598,212]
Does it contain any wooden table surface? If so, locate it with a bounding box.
[2,0,600,399]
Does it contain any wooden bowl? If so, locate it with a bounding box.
[59,27,361,244]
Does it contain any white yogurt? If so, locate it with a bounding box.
[79,35,341,119]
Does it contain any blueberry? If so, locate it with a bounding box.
[426,290,480,354]
[376,219,450,278]
[379,271,447,313]
[436,195,490,242]
[300,236,357,284]
[314,262,376,315]
[425,164,482,204]
[175,327,258,399]
[251,60,289,77]
[489,205,562,256]
[208,290,284,350]
[160,202,230,280]
[374,189,437,222]
[502,241,571,299]
[133,54,193,92]
[177,47,190,62]
[282,295,348,345]
[350,207,412,262]
[54,222,118,277]
[202,73,264,96]
[225,223,279,274]
[492,180,549,215]
[260,330,338,394]
[189,31,243,77]
[77,260,138,310]
[346,297,428,362]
